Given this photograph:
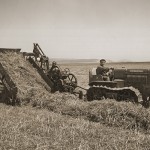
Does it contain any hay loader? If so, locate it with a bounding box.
[24,43,83,98]
[0,44,83,105]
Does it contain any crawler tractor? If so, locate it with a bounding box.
[87,68,150,107]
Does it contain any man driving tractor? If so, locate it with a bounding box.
[96,59,112,81]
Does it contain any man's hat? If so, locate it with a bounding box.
[52,61,57,65]
[100,59,106,62]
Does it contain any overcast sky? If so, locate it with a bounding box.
[0,0,150,61]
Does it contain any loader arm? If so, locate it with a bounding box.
[33,43,50,71]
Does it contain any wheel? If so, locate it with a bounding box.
[66,73,77,87]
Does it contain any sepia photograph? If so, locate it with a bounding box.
[0,0,150,149]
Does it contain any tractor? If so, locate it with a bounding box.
[86,67,150,108]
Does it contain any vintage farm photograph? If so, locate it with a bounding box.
[0,0,150,149]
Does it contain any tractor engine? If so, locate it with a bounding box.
[114,68,150,101]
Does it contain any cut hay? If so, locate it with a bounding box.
[0,52,52,104]
[33,95,150,133]
[0,104,150,150]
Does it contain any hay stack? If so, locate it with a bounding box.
[0,52,51,104]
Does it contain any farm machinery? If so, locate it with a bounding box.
[0,44,83,104]
[0,44,150,108]
[86,67,150,107]
[23,43,83,97]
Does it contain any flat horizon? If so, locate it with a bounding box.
[0,0,150,61]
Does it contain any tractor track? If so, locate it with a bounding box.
[87,85,142,103]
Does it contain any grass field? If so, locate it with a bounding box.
[0,103,150,150]
[1,56,150,150]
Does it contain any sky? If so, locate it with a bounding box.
[0,0,150,61]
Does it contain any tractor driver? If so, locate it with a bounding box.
[96,59,110,81]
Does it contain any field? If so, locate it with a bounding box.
[62,61,150,88]
[1,57,150,150]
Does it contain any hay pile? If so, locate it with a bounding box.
[0,52,52,104]
[33,95,150,133]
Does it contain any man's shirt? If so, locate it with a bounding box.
[96,65,109,76]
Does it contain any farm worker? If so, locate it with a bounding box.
[47,61,60,81]
[96,59,110,81]
[50,61,59,72]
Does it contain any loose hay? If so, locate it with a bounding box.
[33,96,150,133]
[0,52,52,104]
